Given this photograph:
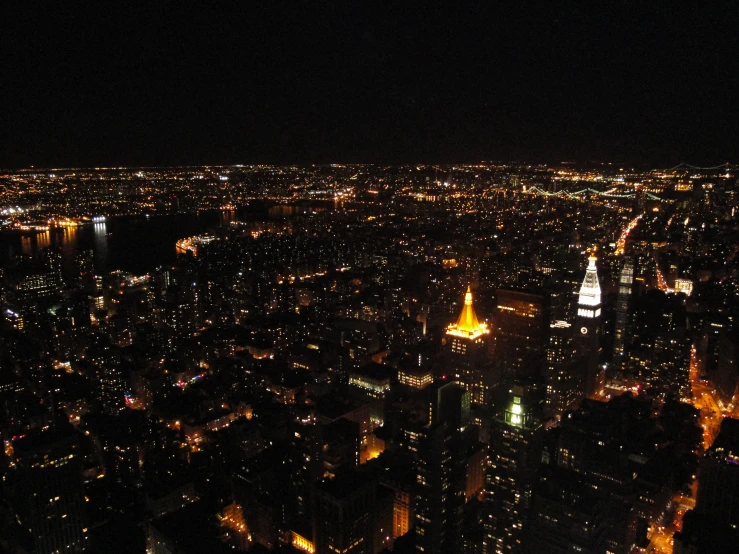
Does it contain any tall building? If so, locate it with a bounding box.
[9,248,64,303]
[414,382,469,554]
[574,254,604,397]
[233,448,291,551]
[314,472,380,554]
[696,417,739,530]
[629,290,691,399]
[86,341,126,415]
[492,289,549,384]
[674,417,739,552]
[0,368,28,433]
[146,500,237,554]
[523,468,611,554]
[545,320,582,418]
[612,257,634,364]
[6,426,89,554]
[697,316,725,381]
[715,330,739,406]
[287,419,325,525]
[484,386,544,554]
[652,331,691,400]
[525,397,668,554]
[444,286,492,405]
[575,254,602,326]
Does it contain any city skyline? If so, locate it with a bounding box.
[2,4,739,554]
[1,161,737,552]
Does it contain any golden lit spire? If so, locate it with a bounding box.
[447,285,490,340]
[457,285,480,330]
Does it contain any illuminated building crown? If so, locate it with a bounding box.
[446,285,490,340]
[577,254,602,318]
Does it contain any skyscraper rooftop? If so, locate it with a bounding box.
[577,254,602,320]
[446,286,490,340]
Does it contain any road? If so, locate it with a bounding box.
[616,214,642,256]
[646,491,696,553]
[689,346,726,450]
[645,346,723,553]
[648,524,673,554]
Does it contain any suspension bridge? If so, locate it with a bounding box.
[663,162,737,171]
[523,186,665,201]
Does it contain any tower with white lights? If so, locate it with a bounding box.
[576,253,602,321]
[575,253,604,397]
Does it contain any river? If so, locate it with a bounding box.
[0,201,340,275]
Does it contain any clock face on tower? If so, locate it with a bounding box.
[581,326,588,335]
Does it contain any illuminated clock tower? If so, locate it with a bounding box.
[575,253,604,396]
[444,285,492,405]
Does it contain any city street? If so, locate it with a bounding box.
[646,347,720,553]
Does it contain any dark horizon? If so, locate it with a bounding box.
[1,160,737,173]
[2,3,738,167]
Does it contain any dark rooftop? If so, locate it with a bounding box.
[149,500,232,554]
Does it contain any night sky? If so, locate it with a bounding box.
[2,2,737,167]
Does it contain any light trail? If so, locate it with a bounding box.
[656,268,673,293]
[615,214,641,256]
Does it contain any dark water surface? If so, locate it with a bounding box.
[0,211,232,274]
[0,201,339,274]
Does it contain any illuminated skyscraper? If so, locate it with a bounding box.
[86,341,126,415]
[414,382,469,554]
[576,254,602,321]
[575,254,604,397]
[545,321,582,418]
[444,286,492,405]
[612,257,634,363]
[484,386,543,554]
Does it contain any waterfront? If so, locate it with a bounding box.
[0,201,339,275]
[0,213,217,275]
